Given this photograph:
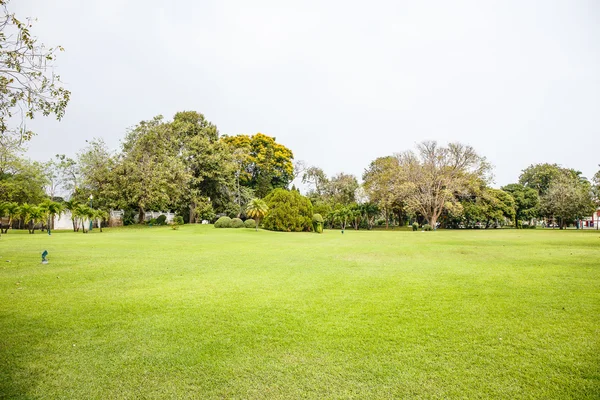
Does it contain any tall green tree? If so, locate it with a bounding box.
[502,184,540,228]
[519,163,585,197]
[113,116,189,222]
[363,156,402,228]
[0,0,70,143]
[172,111,235,222]
[76,139,116,209]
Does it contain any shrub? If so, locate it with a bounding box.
[244,219,255,228]
[423,224,432,231]
[171,215,184,230]
[528,225,537,229]
[262,189,313,232]
[123,208,136,226]
[214,216,232,228]
[231,218,245,228]
[147,218,157,226]
[412,222,419,231]
[156,214,167,225]
[312,213,324,233]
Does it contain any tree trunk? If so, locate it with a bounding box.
[138,207,145,224]
[189,203,196,224]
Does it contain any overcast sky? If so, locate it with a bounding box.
[14,0,600,187]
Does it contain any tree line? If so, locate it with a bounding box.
[1,109,598,233]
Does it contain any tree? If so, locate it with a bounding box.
[0,0,70,143]
[518,163,586,196]
[302,166,328,196]
[245,198,269,231]
[592,165,600,205]
[39,199,63,232]
[460,188,516,228]
[223,133,294,197]
[361,202,380,230]
[76,139,116,209]
[172,111,236,222]
[541,174,594,229]
[363,156,401,229]
[17,203,37,233]
[92,208,108,232]
[0,149,48,204]
[54,154,80,198]
[397,141,490,228]
[63,199,79,231]
[327,173,359,207]
[74,204,93,233]
[502,184,540,228]
[113,116,189,222]
[262,189,313,232]
[0,200,17,233]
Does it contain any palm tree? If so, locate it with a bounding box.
[2,202,19,234]
[40,200,65,234]
[246,198,269,231]
[17,203,34,233]
[74,205,95,233]
[93,209,108,232]
[29,206,44,234]
[63,199,80,232]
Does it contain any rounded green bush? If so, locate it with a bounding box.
[262,188,313,232]
[173,215,184,225]
[214,216,232,228]
[244,219,256,228]
[312,213,324,223]
[412,222,419,231]
[231,218,244,228]
[423,224,432,231]
[156,215,167,225]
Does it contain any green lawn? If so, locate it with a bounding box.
[1,226,599,399]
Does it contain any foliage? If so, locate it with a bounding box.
[171,215,184,229]
[519,163,583,196]
[262,189,313,232]
[244,218,255,228]
[231,217,244,228]
[112,116,189,222]
[245,198,269,231]
[412,222,419,231]
[363,156,402,229]
[423,224,432,231]
[223,133,294,197]
[0,0,70,143]
[312,213,324,233]
[312,213,324,224]
[396,141,490,228]
[76,139,116,209]
[214,216,232,228]
[173,111,235,222]
[502,184,540,228]
[0,146,48,204]
[156,214,167,225]
[541,174,595,228]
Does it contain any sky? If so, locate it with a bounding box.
[13,0,600,187]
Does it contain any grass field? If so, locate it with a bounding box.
[1,226,599,399]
